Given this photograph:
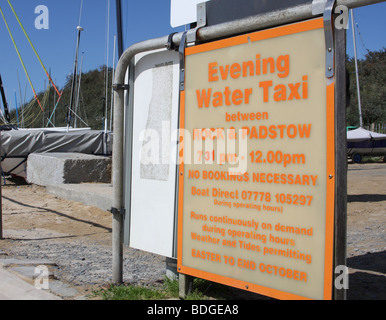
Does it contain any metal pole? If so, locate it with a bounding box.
[105,0,110,135]
[17,70,24,128]
[0,74,10,123]
[14,91,19,127]
[115,0,124,58]
[112,36,169,284]
[110,35,117,131]
[350,9,363,127]
[111,0,386,284]
[67,26,83,129]
[333,24,348,301]
[74,52,84,128]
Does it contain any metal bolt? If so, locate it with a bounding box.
[329,175,334,179]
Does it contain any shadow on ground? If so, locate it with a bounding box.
[347,251,386,300]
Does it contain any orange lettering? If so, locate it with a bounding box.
[232,89,243,105]
[196,89,212,108]
[288,83,301,100]
[208,62,218,82]
[230,63,241,79]
[277,55,290,78]
[259,81,272,102]
[244,88,253,104]
[302,75,308,99]
[243,60,254,77]
[220,65,229,80]
[224,86,231,106]
[263,57,275,75]
[212,91,223,107]
[298,124,312,138]
[274,84,287,102]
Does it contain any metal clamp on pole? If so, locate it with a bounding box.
[112,83,129,91]
[111,207,125,217]
[324,0,336,78]
[166,32,178,51]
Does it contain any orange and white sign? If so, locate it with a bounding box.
[177,18,335,300]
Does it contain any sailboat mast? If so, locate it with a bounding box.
[351,9,363,128]
[110,34,116,131]
[74,52,84,128]
[0,74,11,123]
[67,25,84,129]
[104,0,110,133]
[116,0,123,58]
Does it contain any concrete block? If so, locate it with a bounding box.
[47,183,113,211]
[0,268,62,300]
[0,258,56,267]
[11,266,55,280]
[47,280,79,298]
[27,153,111,186]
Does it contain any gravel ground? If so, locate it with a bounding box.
[0,181,167,299]
[3,238,166,289]
[0,162,385,300]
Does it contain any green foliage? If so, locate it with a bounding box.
[9,65,113,130]
[346,48,386,128]
[93,283,168,300]
[92,277,229,301]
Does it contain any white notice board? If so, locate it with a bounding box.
[124,49,180,258]
[170,0,210,27]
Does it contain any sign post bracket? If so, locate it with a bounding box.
[178,31,188,91]
[323,0,336,78]
[178,2,207,92]
[186,2,207,44]
[176,4,207,296]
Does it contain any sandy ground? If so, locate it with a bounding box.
[345,162,386,300]
[0,162,385,300]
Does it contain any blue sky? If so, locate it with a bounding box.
[0,0,385,110]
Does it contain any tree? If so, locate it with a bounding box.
[346,48,386,129]
[8,66,113,130]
